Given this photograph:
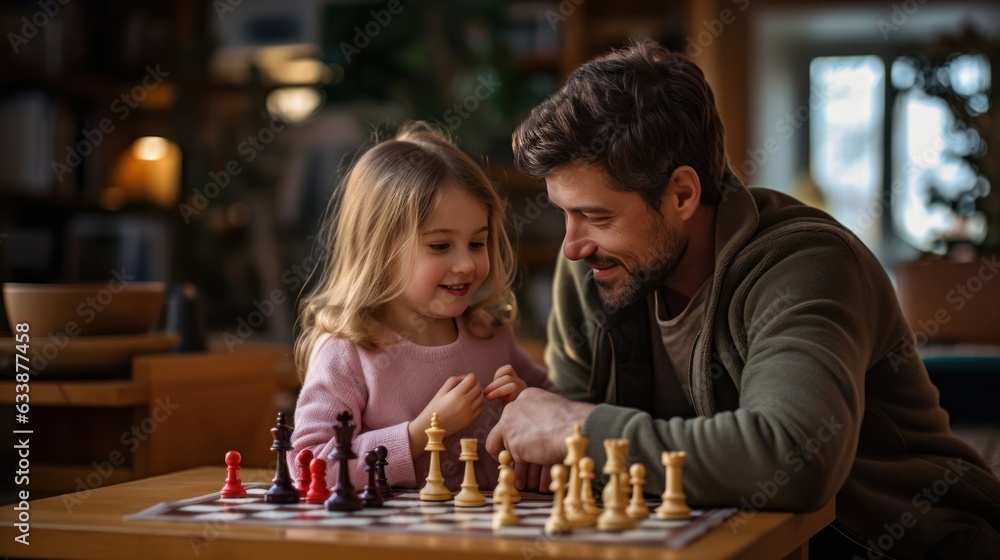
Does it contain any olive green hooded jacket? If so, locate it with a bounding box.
[546,182,1000,558]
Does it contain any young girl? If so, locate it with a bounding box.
[291,123,557,492]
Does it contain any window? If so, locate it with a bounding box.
[809,53,991,255]
[891,54,991,254]
[809,56,885,247]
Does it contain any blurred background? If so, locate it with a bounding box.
[1,0,998,344]
[2,0,1000,499]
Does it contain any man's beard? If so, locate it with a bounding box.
[589,227,685,311]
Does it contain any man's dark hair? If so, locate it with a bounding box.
[512,38,733,208]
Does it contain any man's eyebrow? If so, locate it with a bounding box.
[560,205,612,214]
[422,226,489,235]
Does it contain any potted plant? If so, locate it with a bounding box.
[894,26,1000,346]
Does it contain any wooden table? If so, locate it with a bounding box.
[0,467,834,559]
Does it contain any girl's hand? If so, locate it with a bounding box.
[409,373,484,457]
[484,364,528,403]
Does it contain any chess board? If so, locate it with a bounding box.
[127,483,737,549]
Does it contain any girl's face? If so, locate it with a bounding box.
[383,185,491,339]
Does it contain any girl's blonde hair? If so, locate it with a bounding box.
[294,122,518,378]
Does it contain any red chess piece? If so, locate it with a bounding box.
[305,458,331,504]
[296,449,314,498]
[220,450,247,498]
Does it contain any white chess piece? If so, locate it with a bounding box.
[492,467,519,530]
[626,463,650,520]
[454,438,486,507]
[597,439,635,531]
[564,423,587,525]
[576,457,600,527]
[544,464,573,535]
[419,413,451,501]
[498,450,521,504]
[656,451,691,520]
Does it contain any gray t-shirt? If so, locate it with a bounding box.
[647,279,711,417]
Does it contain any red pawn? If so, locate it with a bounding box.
[305,458,331,504]
[220,450,247,498]
[297,449,314,498]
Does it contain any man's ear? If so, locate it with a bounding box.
[663,166,702,221]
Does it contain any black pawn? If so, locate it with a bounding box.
[264,412,299,504]
[358,451,384,508]
[374,445,392,498]
[325,411,364,512]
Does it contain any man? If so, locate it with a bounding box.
[486,39,1000,558]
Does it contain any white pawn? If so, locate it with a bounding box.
[626,463,649,520]
[492,467,519,530]
[544,464,573,536]
[497,450,521,504]
[575,457,600,527]
[563,423,586,520]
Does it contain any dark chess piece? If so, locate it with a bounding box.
[220,450,247,498]
[264,412,299,504]
[374,445,392,498]
[305,458,330,504]
[296,449,313,499]
[163,282,207,352]
[358,450,384,508]
[325,411,364,512]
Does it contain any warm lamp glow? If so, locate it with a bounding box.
[134,136,169,160]
[266,87,323,123]
[267,58,331,85]
[108,137,182,208]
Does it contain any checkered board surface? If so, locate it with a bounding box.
[127,483,737,548]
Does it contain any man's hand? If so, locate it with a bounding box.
[485,388,595,489]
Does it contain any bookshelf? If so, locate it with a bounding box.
[0,0,212,312]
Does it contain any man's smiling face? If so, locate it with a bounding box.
[546,162,687,310]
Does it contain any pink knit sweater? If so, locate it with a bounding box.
[290,317,556,492]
